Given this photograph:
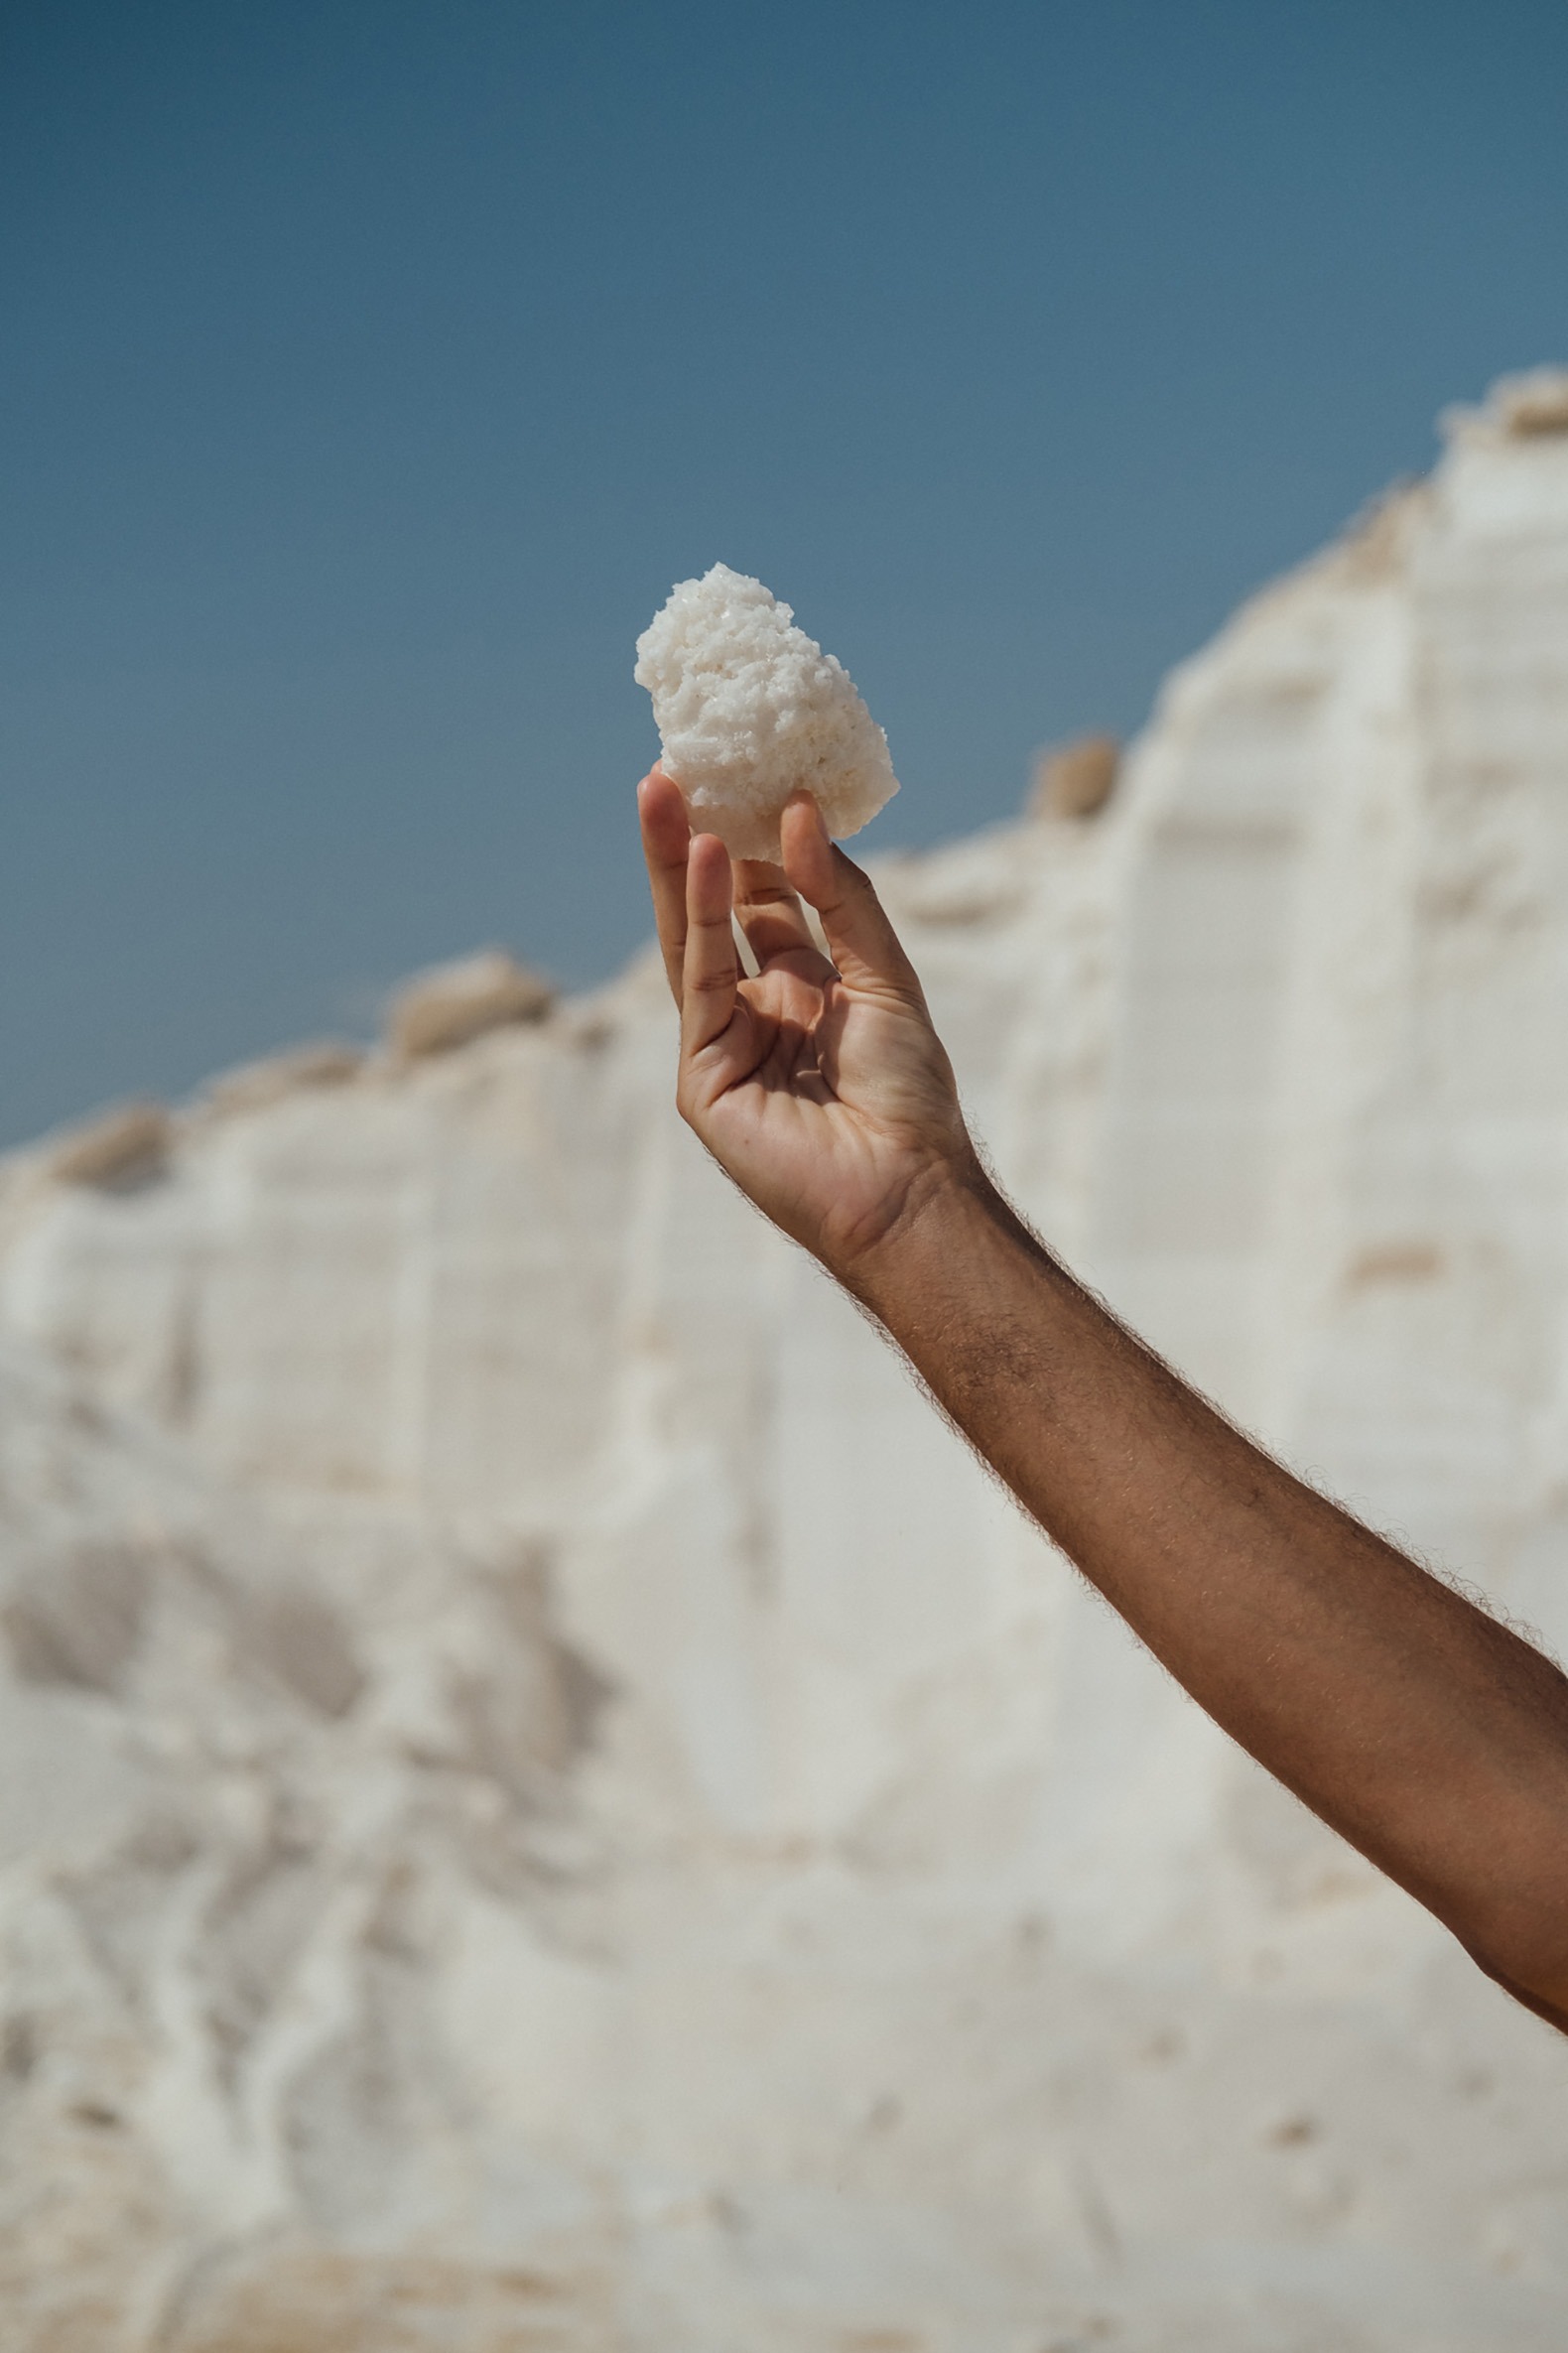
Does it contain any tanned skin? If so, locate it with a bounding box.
[638,764,1568,2034]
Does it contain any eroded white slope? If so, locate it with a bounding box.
[0,376,1566,2347]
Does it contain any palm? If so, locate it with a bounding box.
[697,947,961,1262]
[638,771,971,1274]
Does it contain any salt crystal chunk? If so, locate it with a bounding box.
[634,564,898,861]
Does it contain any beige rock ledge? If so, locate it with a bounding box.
[203,1040,365,1115]
[46,1100,172,1188]
[1030,731,1120,820]
[1498,366,1568,438]
[386,947,555,1060]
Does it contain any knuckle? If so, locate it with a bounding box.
[822,862,871,919]
[675,1078,719,1136]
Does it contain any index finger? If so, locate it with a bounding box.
[638,766,692,1004]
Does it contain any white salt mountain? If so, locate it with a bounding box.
[1,371,1567,2348]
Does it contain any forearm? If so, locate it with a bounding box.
[638,769,1568,2025]
[843,1166,1568,2023]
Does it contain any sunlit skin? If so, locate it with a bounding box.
[638,767,974,1266]
[639,761,1568,2035]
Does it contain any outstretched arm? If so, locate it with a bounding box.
[639,767,1568,2032]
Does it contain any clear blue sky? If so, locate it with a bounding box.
[2,1,1565,1146]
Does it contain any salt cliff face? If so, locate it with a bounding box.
[1,373,1567,2349]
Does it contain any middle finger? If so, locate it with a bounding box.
[732,858,831,977]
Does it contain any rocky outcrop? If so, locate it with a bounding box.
[1,372,1567,2348]
[387,948,555,1060]
[1030,730,1120,819]
[46,1101,172,1190]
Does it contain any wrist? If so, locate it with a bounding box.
[827,1147,1005,1304]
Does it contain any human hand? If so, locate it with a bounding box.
[637,766,979,1275]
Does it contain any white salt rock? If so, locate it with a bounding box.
[634,563,898,861]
